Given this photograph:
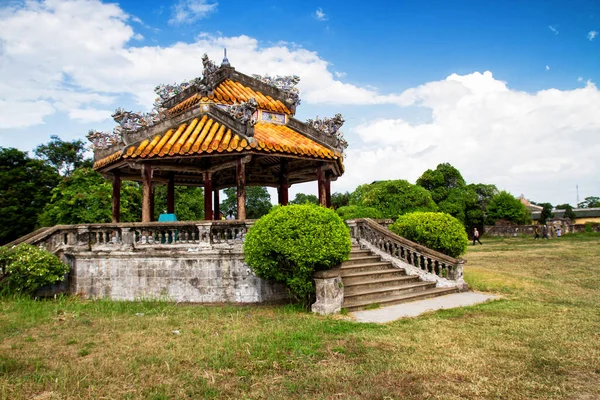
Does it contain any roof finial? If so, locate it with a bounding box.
[221,48,230,67]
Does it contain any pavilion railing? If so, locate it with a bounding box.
[347,218,465,281]
[5,221,256,253]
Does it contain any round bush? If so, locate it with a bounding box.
[389,212,468,258]
[336,205,383,220]
[0,244,70,295]
[244,204,351,305]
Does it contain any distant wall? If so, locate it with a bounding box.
[484,223,600,237]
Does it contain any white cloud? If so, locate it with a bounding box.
[588,30,598,41]
[68,108,112,123]
[0,0,404,131]
[0,100,55,129]
[545,65,550,71]
[578,77,584,82]
[334,71,346,78]
[336,72,600,205]
[315,8,327,21]
[169,0,218,25]
[548,25,559,35]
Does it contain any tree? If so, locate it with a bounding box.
[417,163,468,223]
[556,204,576,221]
[0,147,60,245]
[578,196,600,208]
[486,191,530,225]
[34,135,91,176]
[349,180,437,219]
[220,186,272,219]
[290,193,319,205]
[330,191,350,209]
[153,186,204,221]
[537,203,554,225]
[464,183,498,230]
[38,168,142,226]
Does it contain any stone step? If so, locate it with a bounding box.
[341,262,397,274]
[342,255,383,266]
[349,250,371,258]
[343,287,459,312]
[344,281,436,303]
[343,275,420,294]
[341,268,406,284]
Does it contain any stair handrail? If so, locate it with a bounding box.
[347,218,465,281]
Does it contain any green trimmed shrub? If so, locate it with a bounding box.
[336,205,383,220]
[244,204,351,306]
[0,244,69,295]
[389,212,468,258]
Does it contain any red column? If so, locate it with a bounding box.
[278,159,289,206]
[325,171,331,208]
[237,158,246,220]
[213,188,220,220]
[142,164,152,222]
[167,173,175,214]
[204,172,213,220]
[112,170,121,223]
[317,165,327,207]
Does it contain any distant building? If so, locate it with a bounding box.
[531,207,600,223]
[517,194,543,213]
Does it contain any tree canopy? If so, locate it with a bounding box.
[0,147,60,245]
[290,193,319,205]
[38,168,142,226]
[34,135,91,176]
[578,196,600,208]
[349,180,438,219]
[486,191,530,225]
[220,186,272,219]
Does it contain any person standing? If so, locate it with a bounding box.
[534,226,540,240]
[473,228,482,245]
[542,224,549,239]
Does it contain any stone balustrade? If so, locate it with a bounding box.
[347,218,465,282]
[8,220,256,253]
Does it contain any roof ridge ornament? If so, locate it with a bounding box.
[221,48,230,67]
[227,98,258,135]
[251,73,301,110]
[306,113,348,151]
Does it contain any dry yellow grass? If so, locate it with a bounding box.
[1,234,599,399]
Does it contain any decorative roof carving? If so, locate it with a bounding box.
[227,98,258,127]
[202,53,219,91]
[251,74,301,109]
[86,130,122,149]
[306,113,348,150]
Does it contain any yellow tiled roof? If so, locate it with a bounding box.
[93,151,122,169]
[168,80,291,116]
[117,118,339,162]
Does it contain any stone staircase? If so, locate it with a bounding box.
[342,244,458,311]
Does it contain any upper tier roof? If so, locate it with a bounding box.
[89,52,347,186]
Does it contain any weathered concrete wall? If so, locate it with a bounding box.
[67,245,288,303]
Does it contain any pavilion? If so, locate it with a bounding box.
[90,52,347,222]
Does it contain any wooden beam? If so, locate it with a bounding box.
[167,173,175,214]
[237,157,246,220]
[112,170,121,223]
[142,164,152,222]
[203,172,213,220]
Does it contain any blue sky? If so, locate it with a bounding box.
[0,0,599,205]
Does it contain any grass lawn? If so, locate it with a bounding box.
[1,234,599,399]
